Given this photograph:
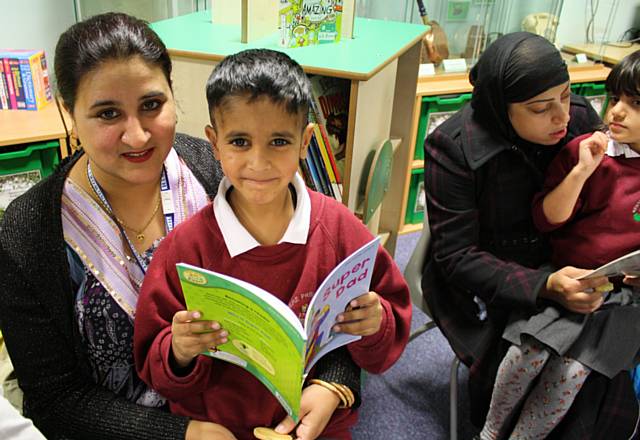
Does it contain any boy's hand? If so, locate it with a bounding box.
[274,383,340,440]
[333,292,383,336]
[575,131,607,178]
[186,420,237,440]
[171,310,228,369]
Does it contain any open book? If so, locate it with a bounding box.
[579,249,640,279]
[176,237,379,421]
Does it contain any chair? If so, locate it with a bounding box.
[404,214,461,440]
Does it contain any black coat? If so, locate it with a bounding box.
[423,96,639,438]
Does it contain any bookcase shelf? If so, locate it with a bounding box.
[151,12,427,255]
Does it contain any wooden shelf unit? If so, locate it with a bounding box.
[0,101,70,158]
[398,62,611,236]
[151,12,427,255]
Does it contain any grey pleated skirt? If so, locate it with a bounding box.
[503,287,640,379]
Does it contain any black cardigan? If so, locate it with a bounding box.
[0,133,360,440]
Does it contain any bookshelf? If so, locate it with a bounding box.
[150,12,427,254]
[399,62,611,235]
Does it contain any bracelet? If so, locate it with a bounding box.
[308,379,354,408]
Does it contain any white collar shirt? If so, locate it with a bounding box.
[213,173,311,258]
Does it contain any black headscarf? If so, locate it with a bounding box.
[470,32,569,142]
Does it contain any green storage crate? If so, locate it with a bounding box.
[405,167,425,225]
[0,140,60,219]
[575,82,608,117]
[414,93,472,161]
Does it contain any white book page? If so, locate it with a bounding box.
[303,237,380,374]
[578,249,640,279]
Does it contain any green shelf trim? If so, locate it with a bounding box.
[151,11,427,80]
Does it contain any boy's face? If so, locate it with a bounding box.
[606,93,640,151]
[205,95,314,211]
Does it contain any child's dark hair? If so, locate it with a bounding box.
[55,12,172,114]
[606,49,640,98]
[205,49,312,128]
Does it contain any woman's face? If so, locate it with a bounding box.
[507,81,571,145]
[71,55,176,189]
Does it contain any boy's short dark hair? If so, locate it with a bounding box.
[206,49,312,128]
[606,49,640,98]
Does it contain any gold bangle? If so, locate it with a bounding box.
[331,382,355,407]
[309,379,349,408]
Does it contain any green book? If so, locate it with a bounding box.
[279,0,343,48]
[177,236,379,421]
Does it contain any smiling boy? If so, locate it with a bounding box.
[134,49,411,440]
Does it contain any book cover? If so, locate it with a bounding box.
[7,58,26,110]
[308,136,334,197]
[0,59,8,110]
[2,58,17,109]
[579,249,640,280]
[309,75,349,178]
[177,236,379,421]
[17,58,36,110]
[279,0,343,48]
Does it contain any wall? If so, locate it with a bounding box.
[0,0,77,80]
[555,0,638,48]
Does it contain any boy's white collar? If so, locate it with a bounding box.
[606,136,640,158]
[213,173,310,257]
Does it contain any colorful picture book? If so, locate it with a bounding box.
[279,0,343,48]
[0,49,52,111]
[177,236,379,421]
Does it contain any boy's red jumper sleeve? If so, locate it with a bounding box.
[134,232,215,401]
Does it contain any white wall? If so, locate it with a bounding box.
[555,0,638,47]
[0,0,77,86]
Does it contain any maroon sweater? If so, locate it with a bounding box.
[134,190,411,440]
[532,133,640,269]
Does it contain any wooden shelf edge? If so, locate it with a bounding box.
[399,223,423,234]
[377,230,391,247]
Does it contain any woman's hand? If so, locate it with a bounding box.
[540,266,609,314]
[623,275,640,287]
[274,383,341,440]
[171,310,228,368]
[333,291,383,336]
[186,420,237,440]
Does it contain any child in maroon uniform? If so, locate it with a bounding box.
[134,49,411,440]
[479,50,640,439]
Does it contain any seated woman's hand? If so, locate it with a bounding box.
[186,420,237,440]
[541,266,610,314]
[623,275,640,287]
[333,291,383,336]
[171,310,228,369]
[274,383,341,440]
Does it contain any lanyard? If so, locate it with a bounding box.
[86,161,175,274]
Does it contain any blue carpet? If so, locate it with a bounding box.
[351,232,479,439]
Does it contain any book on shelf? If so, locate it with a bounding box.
[578,249,640,280]
[177,236,380,421]
[0,49,52,110]
[309,75,349,178]
[279,0,344,48]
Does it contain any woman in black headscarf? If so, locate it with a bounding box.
[422,32,639,439]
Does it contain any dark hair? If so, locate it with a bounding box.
[55,12,172,114]
[205,49,311,128]
[606,49,640,98]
